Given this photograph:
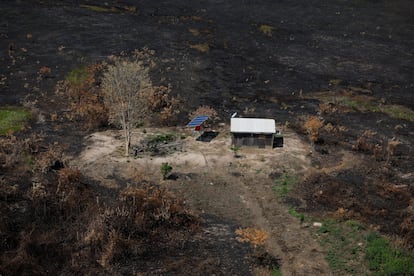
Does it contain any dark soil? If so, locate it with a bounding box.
[1,0,414,274]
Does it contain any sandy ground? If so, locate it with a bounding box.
[72,126,334,275]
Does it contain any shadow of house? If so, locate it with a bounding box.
[196,131,219,142]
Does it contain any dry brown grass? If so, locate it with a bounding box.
[303,116,324,143]
[259,24,274,37]
[189,43,210,53]
[235,227,269,248]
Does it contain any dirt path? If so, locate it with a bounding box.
[71,126,332,275]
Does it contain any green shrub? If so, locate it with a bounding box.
[0,107,31,135]
[161,162,172,180]
[148,134,175,145]
[365,232,414,275]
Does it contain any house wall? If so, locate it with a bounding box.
[232,133,274,148]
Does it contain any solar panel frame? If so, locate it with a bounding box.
[186,115,209,127]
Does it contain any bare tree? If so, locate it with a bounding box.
[101,59,151,156]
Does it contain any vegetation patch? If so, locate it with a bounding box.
[272,173,299,198]
[365,232,414,275]
[79,4,137,14]
[134,133,182,156]
[0,107,31,135]
[189,43,210,53]
[310,91,414,121]
[316,219,369,274]
[65,65,90,86]
[259,24,274,37]
[235,227,269,248]
[147,133,175,145]
[288,207,305,223]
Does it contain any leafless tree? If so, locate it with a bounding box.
[101,58,151,156]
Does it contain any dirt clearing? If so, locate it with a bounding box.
[72,126,332,275]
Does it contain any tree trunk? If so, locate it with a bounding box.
[124,126,130,157]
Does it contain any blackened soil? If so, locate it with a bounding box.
[1,0,414,274]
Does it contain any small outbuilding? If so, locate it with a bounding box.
[231,117,278,148]
[186,115,209,133]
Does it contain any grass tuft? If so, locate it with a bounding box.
[189,43,210,53]
[0,107,31,135]
[65,65,89,86]
[80,4,119,13]
[259,24,274,37]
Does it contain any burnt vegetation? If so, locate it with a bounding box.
[0,135,199,274]
[1,0,414,274]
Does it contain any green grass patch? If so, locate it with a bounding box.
[309,91,414,121]
[65,65,90,86]
[272,268,282,276]
[316,219,369,274]
[365,232,414,275]
[288,207,304,223]
[272,173,299,198]
[0,107,31,135]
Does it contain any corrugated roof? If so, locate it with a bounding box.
[186,115,209,127]
[230,118,276,134]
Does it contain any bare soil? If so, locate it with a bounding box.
[73,126,332,274]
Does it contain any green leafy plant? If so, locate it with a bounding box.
[161,162,173,180]
[0,107,31,135]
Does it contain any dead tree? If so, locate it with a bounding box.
[101,58,151,156]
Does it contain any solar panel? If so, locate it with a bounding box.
[186,115,209,127]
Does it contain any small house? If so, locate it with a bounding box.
[231,117,278,148]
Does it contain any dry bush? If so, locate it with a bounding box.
[319,102,337,115]
[75,185,199,269]
[55,63,108,130]
[37,66,52,80]
[145,84,181,126]
[0,135,39,173]
[34,144,65,174]
[188,105,220,125]
[235,227,269,248]
[352,130,396,160]
[303,116,324,143]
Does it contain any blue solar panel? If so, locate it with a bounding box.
[186,115,209,127]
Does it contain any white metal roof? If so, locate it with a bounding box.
[230,118,276,134]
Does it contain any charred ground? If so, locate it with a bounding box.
[1,0,414,275]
